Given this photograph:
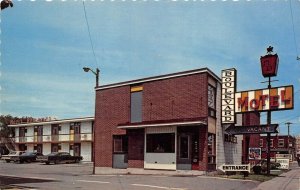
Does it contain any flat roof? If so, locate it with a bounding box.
[8,116,94,128]
[96,67,221,91]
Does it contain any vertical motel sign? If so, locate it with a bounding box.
[222,69,236,124]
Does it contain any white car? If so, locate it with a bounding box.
[1,151,25,163]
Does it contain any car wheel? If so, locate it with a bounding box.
[20,160,24,164]
[6,160,10,163]
[46,161,50,165]
[27,159,32,163]
[54,160,58,164]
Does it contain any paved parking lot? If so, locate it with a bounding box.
[0,161,259,190]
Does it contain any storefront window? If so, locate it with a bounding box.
[146,133,175,153]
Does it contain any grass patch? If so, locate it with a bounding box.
[211,170,284,182]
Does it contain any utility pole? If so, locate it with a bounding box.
[285,122,293,156]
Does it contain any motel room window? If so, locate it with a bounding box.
[130,85,143,123]
[270,139,274,147]
[208,85,216,117]
[278,139,285,147]
[146,133,175,153]
[113,135,128,153]
[260,139,263,147]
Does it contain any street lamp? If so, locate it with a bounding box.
[83,67,100,87]
[83,67,100,175]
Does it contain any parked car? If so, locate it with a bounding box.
[0,151,26,163]
[37,152,82,165]
[253,159,281,174]
[13,152,44,163]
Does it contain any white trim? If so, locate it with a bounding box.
[117,120,207,129]
[96,68,221,91]
[8,117,94,128]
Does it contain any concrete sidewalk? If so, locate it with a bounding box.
[252,166,300,190]
[95,167,206,176]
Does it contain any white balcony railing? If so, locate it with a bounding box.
[14,133,93,143]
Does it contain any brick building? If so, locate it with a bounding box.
[260,135,296,160]
[93,68,256,173]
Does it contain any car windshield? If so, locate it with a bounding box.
[48,152,59,156]
[21,152,35,156]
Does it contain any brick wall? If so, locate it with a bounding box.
[198,126,208,171]
[143,74,208,121]
[242,112,261,164]
[94,72,209,168]
[94,86,129,167]
[127,129,144,168]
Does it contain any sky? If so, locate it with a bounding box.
[1,0,300,136]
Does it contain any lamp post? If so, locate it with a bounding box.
[83,67,100,174]
[260,46,279,176]
[83,67,100,87]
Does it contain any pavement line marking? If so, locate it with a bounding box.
[77,180,110,184]
[132,184,186,190]
[88,174,118,177]
[0,173,56,180]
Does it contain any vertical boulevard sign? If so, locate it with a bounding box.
[222,69,236,124]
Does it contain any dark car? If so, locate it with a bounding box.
[37,152,82,165]
[17,152,44,163]
[253,159,281,174]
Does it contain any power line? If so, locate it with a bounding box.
[82,1,98,67]
[289,0,300,61]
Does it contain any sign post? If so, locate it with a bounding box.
[261,46,278,176]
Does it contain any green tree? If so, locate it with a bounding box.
[0,115,16,138]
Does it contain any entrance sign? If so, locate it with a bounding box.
[235,85,293,113]
[218,163,250,173]
[225,124,278,135]
[221,69,236,124]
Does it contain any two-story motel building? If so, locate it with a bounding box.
[8,117,94,162]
